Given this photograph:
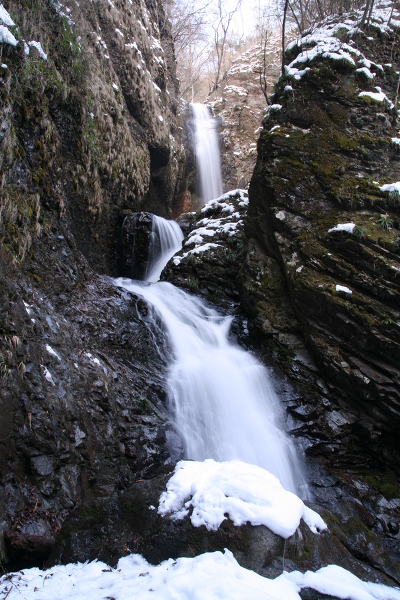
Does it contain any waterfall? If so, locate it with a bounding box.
[190,103,223,204]
[114,278,304,496]
[146,216,184,282]
[119,213,183,282]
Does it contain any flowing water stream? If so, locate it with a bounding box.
[115,277,303,495]
[115,104,306,497]
[146,216,184,282]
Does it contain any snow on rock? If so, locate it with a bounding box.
[0,3,14,26]
[28,40,47,60]
[359,86,394,107]
[328,223,355,233]
[201,189,248,213]
[336,284,353,294]
[42,366,55,386]
[283,4,399,87]
[285,65,310,80]
[263,104,282,119]
[224,85,248,97]
[285,564,400,600]
[172,190,249,266]
[356,66,376,79]
[45,344,61,361]
[173,243,220,266]
[0,24,17,46]
[358,57,383,72]
[158,459,326,539]
[380,181,400,193]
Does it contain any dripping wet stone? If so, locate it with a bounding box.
[119,212,154,280]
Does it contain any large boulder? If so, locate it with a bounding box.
[118,212,154,280]
[46,469,400,590]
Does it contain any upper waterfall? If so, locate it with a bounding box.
[190,103,223,204]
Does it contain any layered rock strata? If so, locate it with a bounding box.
[246,7,400,477]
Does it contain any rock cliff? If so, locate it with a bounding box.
[245,5,400,486]
[0,0,185,274]
[212,35,281,191]
[0,0,184,567]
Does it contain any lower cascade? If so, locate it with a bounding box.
[146,216,184,282]
[115,277,304,496]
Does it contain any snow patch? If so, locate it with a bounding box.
[3,550,400,600]
[356,66,375,79]
[380,181,400,194]
[45,345,61,361]
[158,459,326,539]
[42,366,55,386]
[359,87,394,107]
[328,223,355,233]
[0,4,15,26]
[28,41,47,60]
[0,24,17,46]
[336,284,353,294]
[224,84,248,97]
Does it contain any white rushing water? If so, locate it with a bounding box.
[146,216,184,282]
[190,103,223,204]
[115,278,304,495]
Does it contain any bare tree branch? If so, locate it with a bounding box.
[209,0,242,95]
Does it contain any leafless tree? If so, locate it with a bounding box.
[281,0,290,75]
[209,0,242,94]
[165,0,213,101]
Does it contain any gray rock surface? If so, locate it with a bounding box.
[46,468,400,591]
[0,212,172,567]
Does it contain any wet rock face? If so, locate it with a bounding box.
[0,211,172,568]
[47,470,399,591]
[118,212,154,280]
[247,20,400,473]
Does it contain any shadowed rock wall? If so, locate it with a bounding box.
[0,0,185,568]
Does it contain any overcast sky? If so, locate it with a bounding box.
[220,0,280,40]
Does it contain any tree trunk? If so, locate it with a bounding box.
[282,0,290,76]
